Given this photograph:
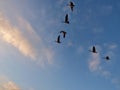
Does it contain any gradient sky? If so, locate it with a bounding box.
[0,0,120,90]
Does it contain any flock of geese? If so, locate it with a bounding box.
[89,46,110,60]
[55,1,110,61]
[55,1,74,43]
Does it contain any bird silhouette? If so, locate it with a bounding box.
[55,35,61,43]
[104,56,110,60]
[60,31,67,38]
[89,46,98,53]
[68,1,75,12]
[64,14,69,24]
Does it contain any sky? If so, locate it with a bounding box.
[0,0,120,90]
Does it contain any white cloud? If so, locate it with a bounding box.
[0,14,37,59]
[0,76,21,90]
[88,45,120,89]
[0,75,36,90]
[1,81,20,90]
[88,46,112,77]
[88,53,101,72]
[0,13,54,66]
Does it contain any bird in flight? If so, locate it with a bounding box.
[64,14,69,24]
[104,56,110,60]
[55,35,61,43]
[68,1,75,12]
[89,46,98,53]
[60,31,67,38]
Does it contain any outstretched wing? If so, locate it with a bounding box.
[60,31,64,33]
[60,31,67,38]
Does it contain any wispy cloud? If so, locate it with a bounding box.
[88,53,101,72]
[0,81,20,90]
[88,45,120,89]
[0,13,54,66]
[0,14,37,59]
[0,75,35,90]
[0,76,21,90]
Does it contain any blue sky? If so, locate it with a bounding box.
[0,0,120,90]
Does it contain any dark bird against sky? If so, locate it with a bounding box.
[55,35,61,43]
[60,31,67,38]
[104,56,110,60]
[68,1,75,12]
[64,14,69,24]
[89,46,98,53]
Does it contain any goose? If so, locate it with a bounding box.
[55,35,61,43]
[60,31,67,38]
[68,1,75,12]
[89,46,98,53]
[64,14,69,24]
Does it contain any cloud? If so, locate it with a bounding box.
[88,46,112,77]
[0,81,20,90]
[0,14,37,59]
[0,75,35,90]
[18,16,55,66]
[43,48,54,65]
[18,17,41,41]
[0,76,21,90]
[88,45,120,89]
[88,53,101,72]
[0,13,54,65]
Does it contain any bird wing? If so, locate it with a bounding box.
[60,31,64,33]
[57,35,60,42]
[65,14,68,21]
[93,46,96,52]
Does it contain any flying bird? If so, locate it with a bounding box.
[64,14,69,24]
[60,31,67,38]
[68,1,75,12]
[89,46,98,53]
[55,35,61,43]
[104,56,110,60]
